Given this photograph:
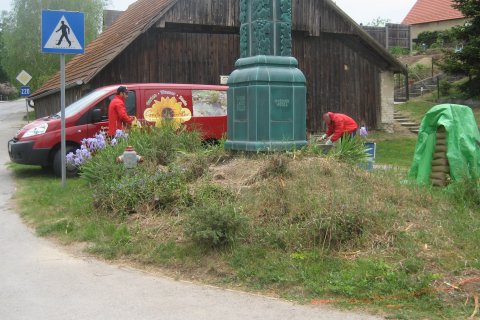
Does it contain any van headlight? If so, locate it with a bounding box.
[23,123,48,138]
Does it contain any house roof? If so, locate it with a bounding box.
[32,0,177,98]
[402,0,464,25]
[32,0,406,99]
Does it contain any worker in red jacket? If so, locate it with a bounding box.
[108,86,133,137]
[321,112,358,145]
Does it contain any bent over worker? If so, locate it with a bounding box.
[108,86,133,137]
[321,112,358,145]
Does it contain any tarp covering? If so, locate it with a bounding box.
[409,104,480,185]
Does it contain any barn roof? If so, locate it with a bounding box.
[402,0,464,25]
[32,0,406,99]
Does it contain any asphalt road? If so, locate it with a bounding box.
[0,99,383,320]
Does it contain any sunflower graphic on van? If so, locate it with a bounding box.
[144,96,192,128]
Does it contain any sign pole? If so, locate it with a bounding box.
[16,71,32,122]
[25,100,29,123]
[60,54,66,186]
[41,9,85,187]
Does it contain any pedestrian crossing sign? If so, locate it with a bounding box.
[41,10,84,54]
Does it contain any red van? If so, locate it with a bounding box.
[8,83,227,176]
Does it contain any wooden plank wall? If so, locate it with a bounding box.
[362,24,411,50]
[90,28,240,89]
[162,0,239,27]
[294,33,380,132]
[34,87,85,117]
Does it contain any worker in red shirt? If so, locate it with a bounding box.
[108,86,133,137]
[320,112,358,145]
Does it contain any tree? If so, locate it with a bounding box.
[440,0,480,97]
[366,17,391,27]
[0,11,10,83]
[1,0,109,91]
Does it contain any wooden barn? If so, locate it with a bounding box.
[30,0,407,133]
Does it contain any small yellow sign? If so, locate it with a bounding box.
[16,70,32,86]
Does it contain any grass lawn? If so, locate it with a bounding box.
[8,121,480,320]
[375,138,417,167]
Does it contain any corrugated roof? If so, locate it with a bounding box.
[32,0,177,98]
[402,0,464,25]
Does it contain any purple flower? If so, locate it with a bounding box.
[65,129,128,167]
[360,126,368,137]
[115,129,128,140]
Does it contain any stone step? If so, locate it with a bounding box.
[396,121,415,125]
[393,110,421,134]
[396,121,418,127]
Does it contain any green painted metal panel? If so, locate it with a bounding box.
[225,0,306,151]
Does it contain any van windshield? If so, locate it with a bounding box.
[54,88,111,118]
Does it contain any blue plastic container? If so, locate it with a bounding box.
[363,142,376,170]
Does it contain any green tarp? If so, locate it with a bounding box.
[409,104,480,185]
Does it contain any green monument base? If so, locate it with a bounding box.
[225,55,307,151]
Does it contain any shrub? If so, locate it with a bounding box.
[0,82,17,99]
[439,80,452,96]
[259,154,291,179]
[93,168,188,216]
[80,124,204,184]
[448,174,480,210]
[389,47,409,57]
[328,136,369,165]
[408,64,430,80]
[66,130,126,168]
[184,184,248,248]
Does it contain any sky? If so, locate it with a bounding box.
[0,0,418,25]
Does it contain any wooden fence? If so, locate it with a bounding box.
[362,23,410,50]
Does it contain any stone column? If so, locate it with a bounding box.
[225,0,307,151]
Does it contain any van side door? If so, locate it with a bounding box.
[87,90,137,137]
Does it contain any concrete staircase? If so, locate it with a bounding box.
[394,111,420,134]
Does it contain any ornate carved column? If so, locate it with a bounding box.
[225,0,307,151]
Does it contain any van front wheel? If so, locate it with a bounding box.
[53,146,79,177]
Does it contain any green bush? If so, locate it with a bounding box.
[93,168,188,216]
[80,138,127,184]
[79,126,189,184]
[439,80,452,96]
[448,175,480,210]
[328,136,369,165]
[184,184,248,248]
[81,124,204,216]
[408,64,430,80]
[389,47,409,57]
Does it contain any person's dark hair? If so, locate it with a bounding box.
[117,86,128,94]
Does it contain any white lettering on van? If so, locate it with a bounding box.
[179,95,187,106]
[160,90,176,96]
[146,94,157,106]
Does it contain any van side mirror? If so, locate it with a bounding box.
[92,109,102,123]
